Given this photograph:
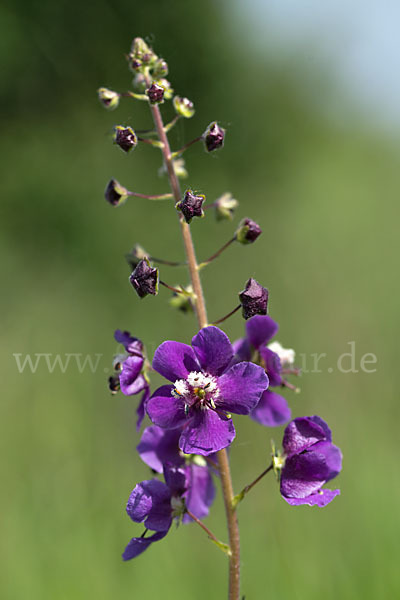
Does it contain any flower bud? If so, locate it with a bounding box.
[158,158,188,179]
[239,278,269,319]
[173,96,195,118]
[129,258,159,298]
[235,218,262,244]
[152,58,169,78]
[104,179,130,206]
[129,37,157,66]
[169,285,194,313]
[108,374,120,394]
[156,78,173,100]
[203,121,225,152]
[98,87,120,110]
[114,126,137,153]
[125,244,148,270]
[214,192,238,221]
[176,189,205,223]
[146,82,165,104]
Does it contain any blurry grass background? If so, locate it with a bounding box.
[1,0,399,598]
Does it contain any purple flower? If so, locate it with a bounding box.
[113,329,149,430]
[233,315,291,427]
[137,425,216,523]
[279,416,342,507]
[146,326,269,455]
[122,464,186,561]
[239,278,269,319]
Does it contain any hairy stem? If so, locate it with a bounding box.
[146,91,241,599]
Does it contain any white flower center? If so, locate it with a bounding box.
[267,341,295,366]
[172,371,219,410]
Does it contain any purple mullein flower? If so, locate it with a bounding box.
[146,326,269,455]
[113,329,149,430]
[279,416,342,507]
[233,315,291,427]
[122,463,186,561]
[137,425,216,523]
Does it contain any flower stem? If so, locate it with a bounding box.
[232,464,273,508]
[185,509,231,556]
[127,191,173,200]
[212,304,241,326]
[146,85,241,600]
[199,237,236,267]
[172,136,202,157]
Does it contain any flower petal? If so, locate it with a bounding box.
[282,416,331,457]
[246,315,279,349]
[191,326,233,376]
[217,362,269,414]
[137,426,182,473]
[232,337,252,362]
[152,341,200,382]
[251,390,291,426]
[136,386,150,431]
[146,385,187,429]
[126,479,171,532]
[163,464,187,497]
[119,356,145,395]
[183,464,216,523]
[114,329,143,355]
[179,410,235,455]
[283,489,340,507]
[259,347,282,386]
[122,530,168,561]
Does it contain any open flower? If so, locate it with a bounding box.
[112,329,150,429]
[278,416,342,507]
[146,326,269,455]
[233,315,293,427]
[137,425,216,523]
[122,464,186,560]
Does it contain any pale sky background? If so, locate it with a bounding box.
[230,0,400,133]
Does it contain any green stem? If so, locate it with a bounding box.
[232,464,273,508]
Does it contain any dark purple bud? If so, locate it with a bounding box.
[176,189,205,224]
[146,82,164,104]
[173,96,195,118]
[129,258,159,298]
[97,87,120,110]
[104,179,130,206]
[114,126,137,153]
[203,121,225,152]
[236,218,262,244]
[239,278,269,320]
[108,374,120,394]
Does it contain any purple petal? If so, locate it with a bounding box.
[126,479,171,531]
[191,326,233,376]
[152,341,200,382]
[179,410,236,455]
[282,416,331,457]
[217,362,269,415]
[246,315,279,349]
[251,390,291,427]
[119,356,145,395]
[280,442,342,499]
[259,347,282,386]
[163,463,187,497]
[136,386,150,431]
[183,464,216,523]
[232,337,252,362]
[146,385,187,429]
[283,489,340,507]
[137,426,182,473]
[114,329,143,356]
[122,530,168,561]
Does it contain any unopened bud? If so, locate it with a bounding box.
[104,179,130,206]
[108,374,120,394]
[203,121,225,152]
[169,285,194,313]
[129,258,159,298]
[152,58,169,78]
[214,192,238,221]
[114,126,137,153]
[146,82,164,104]
[156,78,174,100]
[158,158,188,179]
[176,189,205,223]
[98,87,120,110]
[236,218,262,244]
[173,96,195,118]
[239,278,269,319]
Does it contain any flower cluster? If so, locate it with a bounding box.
[98,37,342,576]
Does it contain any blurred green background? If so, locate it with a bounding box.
[1,0,398,598]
